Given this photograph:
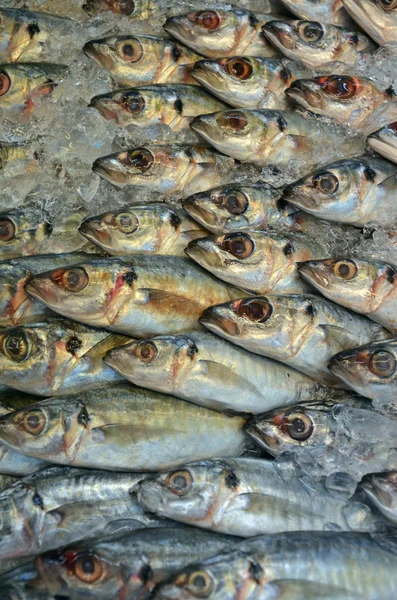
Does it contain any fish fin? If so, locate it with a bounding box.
[135,288,204,315]
[377,173,397,190]
[199,360,262,398]
[85,334,132,359]
[319,325,362,353]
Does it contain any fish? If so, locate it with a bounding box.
[89,84,227,130]
[0,8,72,62]
[137,457,377,536]
[79,204,207,257]
[0,252,95,327]
[163,9,283,59]
[361,472,397,525]
[183,184,315,234]
[286,75,397,133]
[0,466,173,567]
[25,255,246,336]
[92,145,228,195]
[83,0,154,20]
[277,0,354,27]
[368,122,397,164]
[0,63,67,114]
[104,330,321,414]
[0,319,132,396]
[200,294,388,386]
[31,527,237,600]
[246,395,397,479]
[185,231,324,294]
[261,19,375,69]
[0,383,247,470]
[154,531,397,600]
[342,0,397,47]
[0,206,97,261]
[329,336,397,406]
[259,579,360,599]
[83,35,201,87]
[190,109,363,183]
[191,56,311,110]
[297,257,397,332]
[0,141,41,179]
[283,156,397,227]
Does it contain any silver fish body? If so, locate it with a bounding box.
[191,57,311,110]
[154,531,397,600]
[163,9,282,59]
[368,122,397,164]
[25,255,245,337]
[183,184,314,234]
[186,231,324,294]
[262,19,375,69]
[90,84,227,130]
[283,156,397,227]
[278,0,354,27]
[104,330,321,414]
[286,75,397,134]
[342,0,397,46]
[0,252,95,327]
[92,145,228,195]
[83,35,201,87]
[298,257,397,333]
[31,527,237,600]
[200,294,387,386]
[79,204,207,256]
[246,396,397,480]
[137,457,377,536]
[0,384,247,470]
[190,109,363,184]
[361,472,397,525]
[0,319,131,396]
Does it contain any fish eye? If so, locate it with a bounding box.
[225,58,253,80]
[377,0,397,10]
[112,0,135,15]
[115,212,139,234]
[22,409,46,436]
[166,470,193,495]
[237,298,273,322]
[369,351,396,378]
[0,218,16,242]
[298,21,324,43]
[221,190,248,215]
[187,571,214,597]
[222,232,254,258]
[135,341,157,363]
[117,38,143,62]
[121,92,145,115]
[219,110,248,131]
[125,148,154,171]
[312,172,339,194]
[51,268,89,293]
[190,10,220,30]
[74,555,104,583]
[0,72,10,97]
[332,260,357,280]
[2,330,30,362]
[317,76,358,100]
[283,412,313,441]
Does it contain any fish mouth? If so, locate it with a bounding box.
[92,158,128,187]
[191,62,221,90]
[183,199,216,228]
[297,262,329,289]
[83,41,114,70]
[285,82,322,108]
[184,240,216,269]
[199,308,238,337]
[190,116,216,145]
[262,22,295,50]
[328,356,357,386]
[103,348,126,375]
[78,220,111,245]
[163,16,184,40]
[88,96,119,122]
[244,423,282,455]
[361,478,393,509]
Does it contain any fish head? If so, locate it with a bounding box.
[83,0,137,16]
[80,204,180,255]
[0,264,33,327]
[361,471,397,520]
[0,9,47,62]
[92,146,166,188]
[184,185,273,233]
[89,87,159,127]
[329,337,397,394]
[0,207,52,260]
[0,324,48,390]
[368,122,397,162]
[298,257,396,313]
[137,459,234,522]
[191,109,267,162]
[342,0,397,46]
[283,158,378,218]
[0,397,86,458]
[164,9,251,57]
[277,0,345,24]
